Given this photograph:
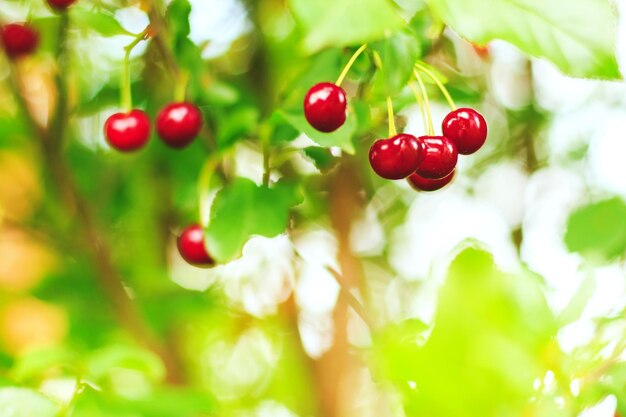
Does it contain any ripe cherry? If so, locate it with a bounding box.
[304,82,347,133]
[177,224,215,267]
[369,134,422,180]
[408,170,455,192]
[0,23,39,58]
[46,0,77,10]
[156,102,203,148]
[415,136,458,179]
[104,110,151,152]
[442,108,487,155]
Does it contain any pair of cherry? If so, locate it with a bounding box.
[303,82,487,192]
[370,108,487,191]
[104,103,203,151]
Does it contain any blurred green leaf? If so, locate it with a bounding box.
[557,274,595,326]
[277,110,356,154]
[565,197,626,263]
[288,0,404,53]
[87,345,166,385]
[215,107,260,149]
[205,178,303,262]
[370,31,422,97]
[0,388,59,417]
[427,0,620,79]
[11,347,75,383]
[402,247,555,417]
[167,0,191,39]
[70,8,132,37]
[303,147,339,172]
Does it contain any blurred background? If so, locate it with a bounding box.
[1,0,626,416]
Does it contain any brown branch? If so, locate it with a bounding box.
[5,13,184,384]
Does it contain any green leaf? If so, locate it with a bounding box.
[303,147,339,172]
[0,388,59,417]
[427,0,620,79]
[167,0,191,40]
[401,248,555,417]
[370,31,422,97]
[87,345,166,384]
[205,178,303,262]
[70,8,132,37]
[557,274,595,326]
[277,110,356,154]
[565,198,626,263]
[215,107,260,150]
[288,0,405,53]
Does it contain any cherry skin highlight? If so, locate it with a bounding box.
[46,0,77,10]
[414,136,458,179]
[369,134,422,180]
[408,170,455,192]
[104,110,151,152]
[0,23,39,58]
[177,224,215,267]
[304,82,347,133]
[442,108,487,155]
[156,102,203,148]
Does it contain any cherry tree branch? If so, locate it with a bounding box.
[4,12,184,384]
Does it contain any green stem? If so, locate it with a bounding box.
[413,69,434,136]
[335,44,368,86]
[121,28,150,111]
[197,153,224,226]
[415,62,456,110]
[174,70,189,102]
[386,96,397,137]
[409,82,429,135]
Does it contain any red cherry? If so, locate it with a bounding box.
[177,224,215,267]
[408,170,455,192]
[369,134,422,180]
[0,23,39,58]
[46,0,77,10]
[442,108,487,155]
[104,110,151,152]
[156,102,203,148]
[304,82,347,133]
[415,136,458,179]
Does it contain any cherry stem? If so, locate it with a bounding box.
[386,96,397,137]
[121,27,150,111]
[197,152,224,226]
[415,62,457,110]
[174,70,189,102]
[335,44,368,86]
[413,69,434,136]
[260,123,272,187]
[409,82,429,136]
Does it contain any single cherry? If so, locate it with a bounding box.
[177,224,215,267]
[369,134,422,180]
[104,110,151,152]
[408,170,455,192]
[156,102,203,148]
[46,0,77,10]
[442,108,487,155]
[0,23,39,58]
[415,136,458,179]
[304,82,347,133]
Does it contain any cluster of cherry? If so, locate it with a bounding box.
[303,48,488,192]
[0,0,214,268]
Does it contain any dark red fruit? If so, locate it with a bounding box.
[408,170,455,192]
[304,82,347,133]
[369,134,422,180]
[46,0,77,10]
[177,224,215,267]
[0,23,39,58]
[415,136,458,179]
[104,110,151,152]
[442,108,487,155]
[156,102,203,148]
